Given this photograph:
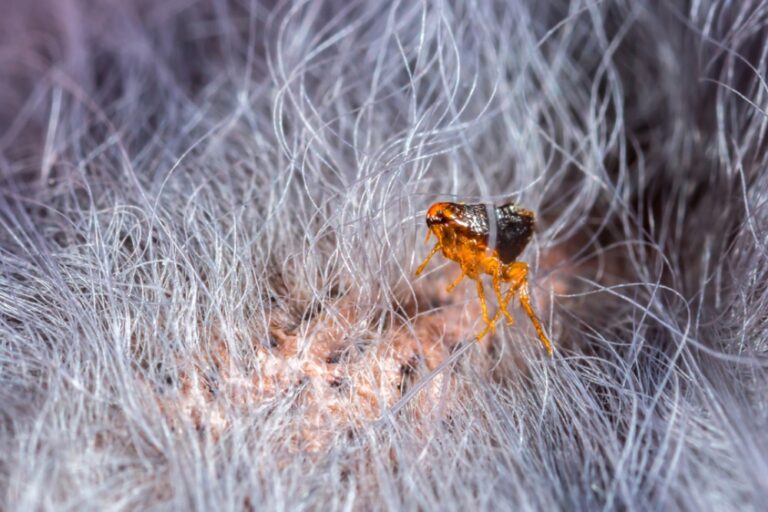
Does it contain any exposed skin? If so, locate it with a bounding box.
[416,202,553,356]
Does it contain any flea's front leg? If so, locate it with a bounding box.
[446,272,464,292]
[475,279,490,325]
[416,242,441,276]
[474,278,496,339]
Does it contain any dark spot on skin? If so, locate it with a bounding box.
[328,284,343,298]
[391,298,412,319]
[428,294,450,309]
[398,355,421,394]
[326,351,342,364]
[400,357,418,376]
[264,335,279,349]
[302,301,323,322]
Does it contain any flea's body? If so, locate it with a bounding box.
[416,202,552,355]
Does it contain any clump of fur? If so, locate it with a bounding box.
[1,0,767,509]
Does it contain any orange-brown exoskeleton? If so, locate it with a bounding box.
[416,202,553,355]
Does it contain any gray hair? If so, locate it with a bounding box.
[1,0,766,509]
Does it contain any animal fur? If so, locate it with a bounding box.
[1,0,767,509]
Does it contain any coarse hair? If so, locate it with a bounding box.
[1,0,767,510]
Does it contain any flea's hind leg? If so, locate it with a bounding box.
[416,242,441,276]
[518,277,553,356]
[492,273,515,325]
[474,278,496,339]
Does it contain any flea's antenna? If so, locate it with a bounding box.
[375,339,476,425]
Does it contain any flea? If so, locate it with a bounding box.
[416,202,553,355]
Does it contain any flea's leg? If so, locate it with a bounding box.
[446,272,464,292]
[518,277,553,356]
[489,285,516,326]
[416,242,441,276]
[476,279,490,325]
[474,278,496,339]
[492,273,515,325]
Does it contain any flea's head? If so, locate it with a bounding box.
[424,202,488,248]
[425,202,537,262]
[426,202,464,228]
